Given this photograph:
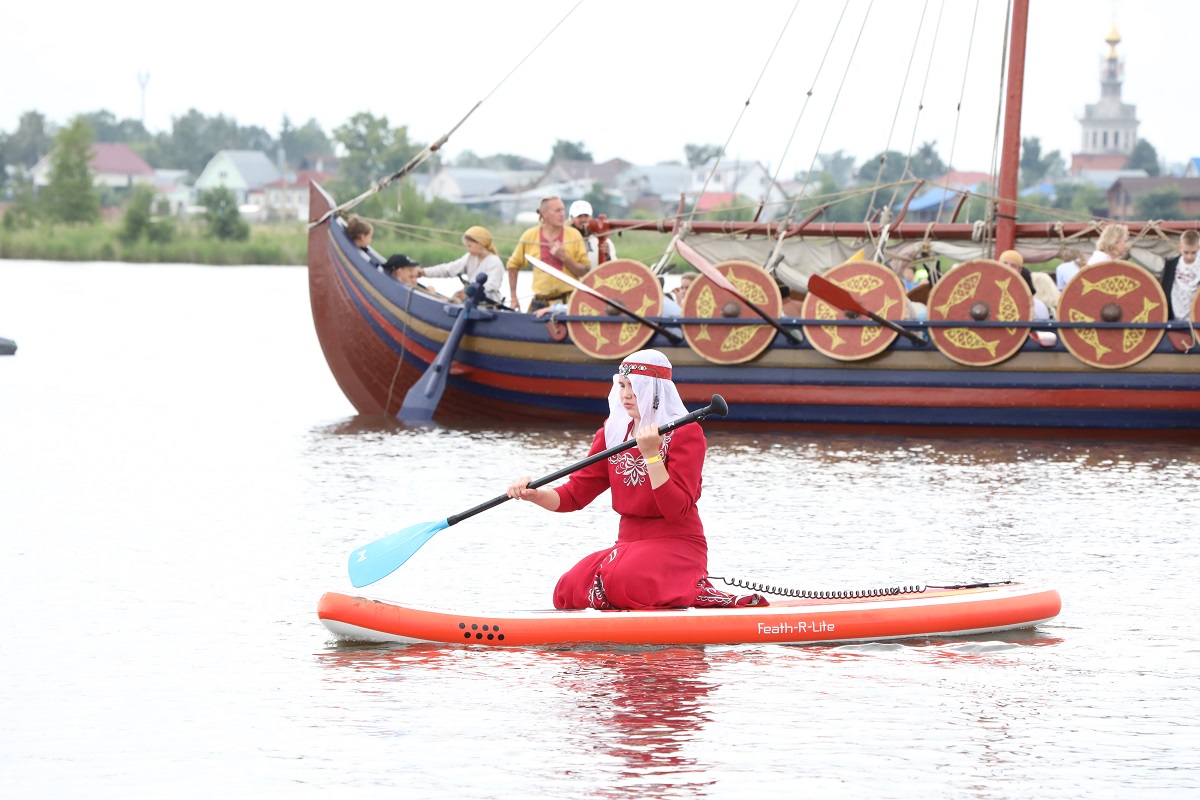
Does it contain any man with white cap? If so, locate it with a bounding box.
[568,199,615,267]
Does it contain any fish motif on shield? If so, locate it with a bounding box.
[833,274,884,296]
[860,296,897,347]
[578,304,610,348]
[1081,274,1140,298]
[593,272,645,293]
[727,268,770,305]
[720,326,760,353]
[944,328,999,357]
[935,272,981,315]
[1123,296,1160,353]
[694,285,716,341]
[1067,308,1112,359]
[995,277,1020,335]
[813,300,846,349]
[618,296,656,346]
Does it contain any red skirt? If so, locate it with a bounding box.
[553,535,768,610]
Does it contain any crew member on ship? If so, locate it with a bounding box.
[506,349,768,611]
[506,195,591,313]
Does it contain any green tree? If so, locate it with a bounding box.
[1052,182,1107,217]
[858,150,909,185]
[332,112,431,196]
[1135,185,1182,220]
[910,141,946,181]
[198,186,249,240]
[551,139,592,163]
[2,169,38,229]
[279,116,331,167]
[684,143,722,168]
[142,109,278,173]
[41,116,100,224]
[1020,137,1066,187]
[581,181,614,217]
[1126,139,1160,176]
[83,110,152,145]
[119,184,156,243]
[5,111,54,168]
[813,150,857,188]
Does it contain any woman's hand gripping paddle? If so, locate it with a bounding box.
[346,394,730,587]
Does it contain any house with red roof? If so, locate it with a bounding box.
[694,192,743,213]
[30,142,155,190]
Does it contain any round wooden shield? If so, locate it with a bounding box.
[1057,260,1166,369]
[681,260,783,364]
[801,261,906,361]
[926,260,1032,366]
[566,259,663,360]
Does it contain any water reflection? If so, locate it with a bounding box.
[539,647,716,797]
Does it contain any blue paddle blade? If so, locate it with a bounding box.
[347,519,450,588]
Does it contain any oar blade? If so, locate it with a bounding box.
[347,519,450,587]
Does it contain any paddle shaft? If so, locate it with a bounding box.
[525,255,683,344]
[675,239,803,346]
[445,394,728,526]
[806,274,927,346]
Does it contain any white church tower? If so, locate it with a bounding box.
[1071,25,1140,174]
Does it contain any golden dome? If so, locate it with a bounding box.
[1106,25,1121,58]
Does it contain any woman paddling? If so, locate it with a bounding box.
[507,349,767,611]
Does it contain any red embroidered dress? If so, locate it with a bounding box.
[552,423,766,610]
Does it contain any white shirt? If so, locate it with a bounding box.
[1056,260,1081,291]
[421,252,506,304]
[1173,257,1200,322]
[577,231,615,268]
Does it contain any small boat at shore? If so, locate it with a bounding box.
[318,581,1061,647]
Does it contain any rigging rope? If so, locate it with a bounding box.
[656,0,802,274]
[762,0,851,210]
[892,0,947,211]
[863,0,931,229]
[983,0,1015,256]
[762,0,858,272]
[936,0,983,231]
[307,1,585,229]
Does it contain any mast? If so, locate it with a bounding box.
[995,0,1030,254]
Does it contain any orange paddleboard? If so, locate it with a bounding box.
[318,582,1061,647]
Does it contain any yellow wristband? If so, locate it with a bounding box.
[645,453,663,465]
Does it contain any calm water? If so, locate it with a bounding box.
[1,261,1198,798]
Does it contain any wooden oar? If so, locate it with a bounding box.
[525,255,683,344]
[674,239,803,345]
[806,274,928,347]
[398,273,489,421]
[347,394,729,587]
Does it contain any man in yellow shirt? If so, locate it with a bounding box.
[507,195,591,312]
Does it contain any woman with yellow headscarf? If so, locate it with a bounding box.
[416,226,507,306]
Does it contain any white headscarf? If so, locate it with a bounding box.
[603,349,690,448]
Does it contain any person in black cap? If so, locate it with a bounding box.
[381,254,448,299]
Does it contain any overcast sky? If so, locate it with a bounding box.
[3,0,1191,177]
